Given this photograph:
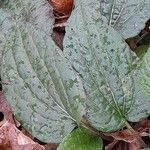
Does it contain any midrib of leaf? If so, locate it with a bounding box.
[114,66,126,113]
[79,3,124,117]
[122,48,138,115]
[116,46,135,115]
[9,22,76,122]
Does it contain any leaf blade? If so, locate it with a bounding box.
[99,0,150,38]
[64,0,150,132]
[58,127,103,150]
[0,0,85,143]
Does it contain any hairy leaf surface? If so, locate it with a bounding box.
[99,0,150,38]
[0,0,85,143]
[58,127,103,150]
[64,0,150,132]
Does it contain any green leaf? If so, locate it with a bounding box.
[0,0,85,143]
[139,47,150,98]
[0,0,54,35]
[58,127,103,150]
[64,0,150,132]
[0,31,5,73]
[99,0,150,38]
[134,45,150,59]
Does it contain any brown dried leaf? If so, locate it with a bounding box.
[0,92,14,124]
[49,0,73,15]
[44,143,58,150]
[134,120,150,135]
[104,129,141,150]
[106,140,140,150]
[0,121,44,150]
[49,0,74,29]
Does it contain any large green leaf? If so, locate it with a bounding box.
[64,0,150,132]
[99,0,150,38]
[139,47,150,100]
[0,0,54,34]
[0,0,85,143]
[0,31,5,73]
[58,127,103,150]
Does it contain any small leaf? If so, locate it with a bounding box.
[0,0,85,143]
[64,0,150,132]
[58,127,103,150]
[99,0,150,38]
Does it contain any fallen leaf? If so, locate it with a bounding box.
[0,92,14,124]
[49,0,74,29]
[49,0,73,15]
[134,120,150,137]
[44,143,58,150]
[104,129,141,150]
[0,121,44,150]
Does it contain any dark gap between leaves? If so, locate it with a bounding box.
[0,112,4,122]
[52,28,65,51]
[17,125,22,131]
[142,137,150,146]
[102,139,112,150]
[0,78,2,91]
[33,137,47,145]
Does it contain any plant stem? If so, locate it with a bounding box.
[125,122,147,148]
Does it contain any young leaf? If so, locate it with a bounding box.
[0,0,85,143]
[58,127,103,150]
[64,0,150,132]
[99,0,150,38]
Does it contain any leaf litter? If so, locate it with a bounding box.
[0,91,45,150]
